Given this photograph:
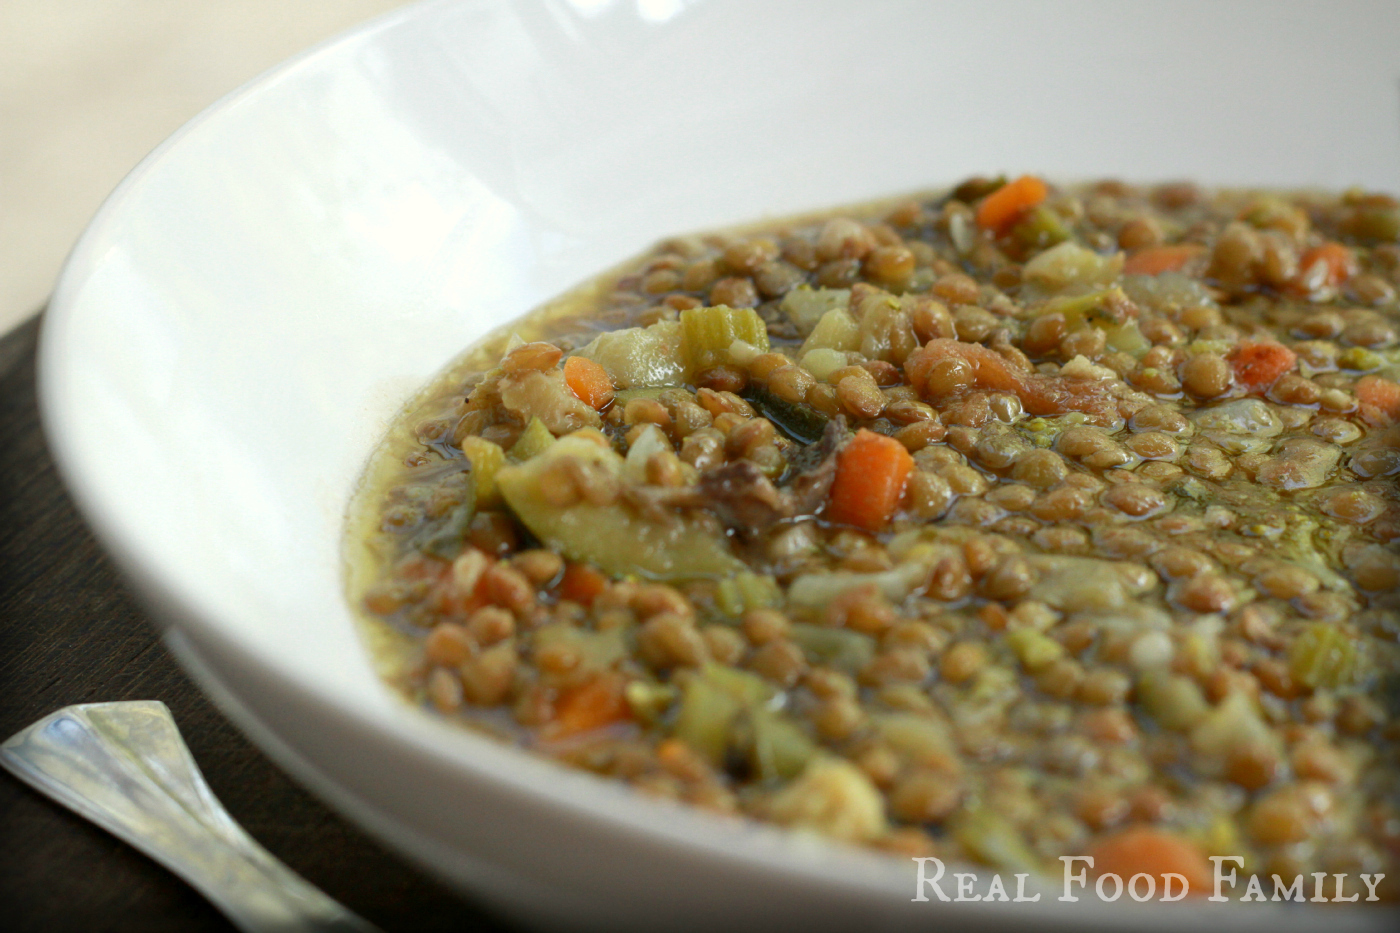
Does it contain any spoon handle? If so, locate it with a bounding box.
[1,701,379,933]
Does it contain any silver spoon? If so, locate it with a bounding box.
[1,700,380,933]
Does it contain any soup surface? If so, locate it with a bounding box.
[348,177,1400,896]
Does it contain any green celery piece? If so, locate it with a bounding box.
[576,321,686,389]
[750,710,817,782]
[611,386,676,405]
[1005,628,1066,671]
[673,664,773,766]
[674,674,742,766]
[873,713,953,762]
[1038,287,1128,329]
[952,807,1042,873]
[716,572,782,617]
[789,623,876,674]
[1105,321,1151,357]
[680,305,769,372]
[1289,623,1362,689]
[533,623,626,674]
[496,436,743,580]
[799,308,860,356]
[508,417,555,461]
[705,663,772,706]
[780,287,851,334]
[1012,205,1071,251]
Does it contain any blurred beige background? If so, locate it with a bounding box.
[0,0,413,336]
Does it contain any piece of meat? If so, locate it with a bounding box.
[787,416,846,515]
[698,461,789,540]
[620,484,704,522]
[624,417,848,539]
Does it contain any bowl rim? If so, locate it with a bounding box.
[32,0,960,911]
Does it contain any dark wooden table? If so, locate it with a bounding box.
[0,315,514,932]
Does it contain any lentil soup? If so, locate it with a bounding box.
[347,177,1400,899]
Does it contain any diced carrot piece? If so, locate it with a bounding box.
[543,673,631,740]
[904,338,1116,421]
[1087,827,1214,897]
[655,738,697,771]
[1291,241,1355,294]
[904,338,1029,395]
[956,343,1027,394]
[1227,341,1296,393]
[825,429,914,532]
[1017,373,1117,421]
[557,562,609,606]
[1123,244,1205,276]
[975,175,1049,235]
[563,355,615,410]
[1357,375,1400,426]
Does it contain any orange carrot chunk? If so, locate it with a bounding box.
[564,355,615,410]
[1291,241,1355,294]
[1123,244,1205,276]
[1087,827,1214,897]
[1357,375,1400,426]
[825,429,914,532]
[904,338,1029,396]
[975,175,1049,236]
[1227,341,1297,393]
[904,338,1117,422]
[543,673,631,740]
[557,562,609,606]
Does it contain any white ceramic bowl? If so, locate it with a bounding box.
[39,1,1400,930]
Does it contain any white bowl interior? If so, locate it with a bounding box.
[38,0,1400,929]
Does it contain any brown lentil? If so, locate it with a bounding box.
[638,613,708,670]
[748,639,807,688]
[425,623,475,667]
